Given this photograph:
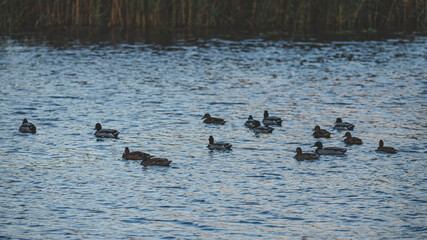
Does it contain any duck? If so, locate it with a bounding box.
[122,147,150,160]
[294,147,319,161]
[141,154,172,167]
[311,141,347,155]
[343,132,363,145]
[207,136,232,150]
[202,113,226,125]
[94,123,120,138]
[376,140,397,154]
[250,120,274,133]
[312,125,331,138]
[262,110,282,126]
[19,118,36,134]
[244,115,257,128]
[333,118,355,130]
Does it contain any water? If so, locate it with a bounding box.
[0,32,426,239]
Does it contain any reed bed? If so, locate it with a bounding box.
[1,0,426,32]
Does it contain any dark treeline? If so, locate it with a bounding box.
[1,0,426,33]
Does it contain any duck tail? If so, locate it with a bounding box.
[30,125,36,133]
[113,132,120,138]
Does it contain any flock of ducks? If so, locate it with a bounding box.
[244,113,396,160]
[296,116,396,160]
[19,111,397,166]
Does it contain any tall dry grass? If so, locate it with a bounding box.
[1,0,426,32]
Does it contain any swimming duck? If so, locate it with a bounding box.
[94,123,120,138]
[250,120,274,133]
[19,118,36,134]
[122,147,151,160]
[262,110,282,126]
[333,118,355,130]
[376,140,397,154]
[207,136,232,150]
[294,147,319,161]
[244,115,257,128]
[141,154,172,167]
[311,141,347,155]
[202,113,226,125]
[312,125,331,138]
[343,132,363,145]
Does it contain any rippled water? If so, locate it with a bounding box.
[0,32,426,239]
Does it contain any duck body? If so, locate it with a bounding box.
[245,116,274,133]
[251,120,274,133]
[262,111,282,126]
[202,114,226,125]
[207,136,232,150]
[94,123,120,138]
[19,119,36,134]
[343,132,363,145]
[252,125,274,133]
[312,141,346,155]
[141,154,171,166]
[316,147,347,155]
[376,140,397,154]
[333,118,354,130]
[312,126,331,138]
[294,147,318,161]
[244,115,258,128]
[122,147,150,160]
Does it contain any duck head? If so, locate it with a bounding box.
[23,118,28,124]
[378,140,384,148]
[336,118,343,123]
[94,123,102,130]
[296,147,303,154]
[311,141,323,149]
[209,136,214,144]
[202,113,211,119]
[264,111,269,118]
[313,125,321,131]
[248,115,253,120]
[124,147,130,154]
[343,132,352,138]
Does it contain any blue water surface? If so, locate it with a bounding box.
[0,32,426,239]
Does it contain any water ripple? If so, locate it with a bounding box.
[0,34,426,239]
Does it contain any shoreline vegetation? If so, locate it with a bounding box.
[1,0,426,34]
